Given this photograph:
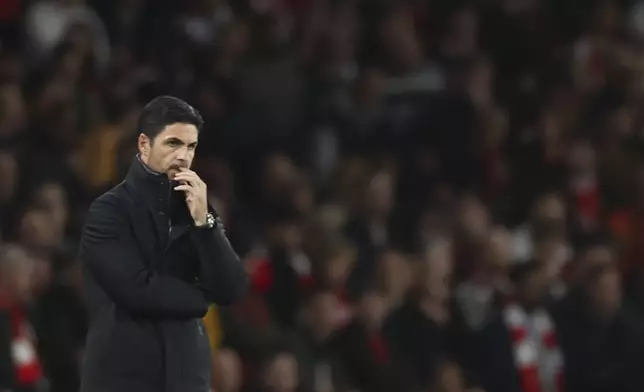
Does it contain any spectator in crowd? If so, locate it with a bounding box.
[384,239,454,389]
[329,289,404,392]
[213,348,243,392]
[468,260,563,392]
[556,262,644,392]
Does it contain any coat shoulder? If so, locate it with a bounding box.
[90,182,132,210]
[84,183,131,227]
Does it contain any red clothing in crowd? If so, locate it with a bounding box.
[609,209,644,274]
[9,307,43,386]
[369,333,390,365]
[0,296,44,389]
[249,256,315,294]
[0,0,19,22]
[571,179,600,227]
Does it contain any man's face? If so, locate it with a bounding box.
[568,140,596,174]
[588,268,622,319]
[366,172,394,217]
[0,152,18,202]
[139,123,199,179]
[0,246,34,303]
[214,349,242,392]
[485,227,511,269]
[519,270,547,308]
[358,292,389,330]
[457,196,489,239]
[534,194,566,222]
[19,208,60,249]
[307,293,342,337]
[378,251,411,298]
[263,353,298,392]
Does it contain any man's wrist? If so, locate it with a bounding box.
[195,213,215,229]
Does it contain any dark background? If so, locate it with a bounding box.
[1,0,644,391]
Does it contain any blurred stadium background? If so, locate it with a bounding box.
[1,0,644,391]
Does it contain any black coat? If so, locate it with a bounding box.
[467,313,524,392]
[554,294,644,392]
[328,321,409,392]
[78,158,248,392]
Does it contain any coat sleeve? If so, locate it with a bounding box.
[190,216,248,305]
[81,194,209,318]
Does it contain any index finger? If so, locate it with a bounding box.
[174,170,203,184]
[176,169,199,178]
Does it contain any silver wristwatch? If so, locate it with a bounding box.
[197,213,216,229]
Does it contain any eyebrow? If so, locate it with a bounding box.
[164,137,198,147]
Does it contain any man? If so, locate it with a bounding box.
[78,96,248,392]
[556,263,644,392]
[468,261,564,392]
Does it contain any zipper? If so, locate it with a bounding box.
[167,182,173,235]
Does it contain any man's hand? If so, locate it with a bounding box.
[173,168,209,226]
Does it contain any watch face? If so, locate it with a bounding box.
[207,214,216,227]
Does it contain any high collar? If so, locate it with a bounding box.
[124,155,193,224]
[124,155,174,214]
[125,155,171,196]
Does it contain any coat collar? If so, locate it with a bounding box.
[125,154,170,198]
[124,155,194,244]
[124,155,174,225]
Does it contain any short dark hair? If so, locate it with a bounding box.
[138,95,204,140]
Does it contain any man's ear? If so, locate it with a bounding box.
[138,133,150,157]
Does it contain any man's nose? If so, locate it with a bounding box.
[176,146,190,161]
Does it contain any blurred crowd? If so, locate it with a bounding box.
[2,0,644,391]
